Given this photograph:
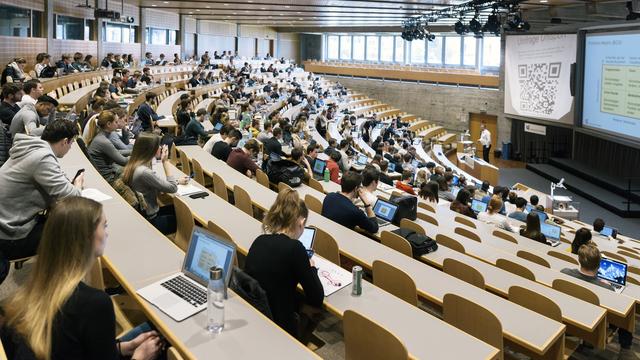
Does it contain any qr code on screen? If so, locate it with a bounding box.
[517,62,561,115]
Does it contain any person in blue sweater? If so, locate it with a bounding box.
[321,171,378,234]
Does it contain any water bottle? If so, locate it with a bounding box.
[323,167,330,182]
[206,267,225,334]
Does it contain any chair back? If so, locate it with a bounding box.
[278,182,292,192]
[508,286,562,322]
[176,148,191,176]
[443,293,503,360]
[619,250,640,260]
[601,251,628,263]
[380,230,412,257]
[255,169,270,188]
[312,226,341,266]
[344,310,409,360]
[516,250,550,268]
[454,216,476,228]
[304,194,323,213]
[372,260,418,306]
[167,347,185,360]
[547,251,579,265]
[552,279,600,305]
[172,196,195,251]
[233,185,253,217]
[211,172,228,202]
[492,230,518,244]
[191,158,206,187]
[495,258,535,281]
[399,218,425,235]
[207,221,234,244]
[418,202,435,213]
[169,144,179,166]
[435,234,465,254]
[309,177,325,193]
[417,212,438,226]
[443,258,485,289]
[454,227,481,242]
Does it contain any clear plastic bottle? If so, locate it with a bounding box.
[206,267,225,334]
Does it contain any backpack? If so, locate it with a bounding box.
[111,177,147,215]
[229,267,273,319]
[391,228,438,258]
[266,156,304,188]
[39,65,56,78]
[0,124,11,168]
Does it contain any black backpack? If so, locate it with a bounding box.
[39,65,56,78]
[229,267,272,319]
[392,228,438,258]
[266,156,304,188]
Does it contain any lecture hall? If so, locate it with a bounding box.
[0,0,639,359]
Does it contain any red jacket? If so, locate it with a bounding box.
[326,159,341,184]
[395,181,416,195]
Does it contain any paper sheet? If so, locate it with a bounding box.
[312,255,352,297]
[81,188,112,202]
[177,183,202,196]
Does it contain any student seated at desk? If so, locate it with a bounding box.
[264,127,286,157]
[9,95,58,138]
[123,134,188,235]
[202,123,230,154]
[0,120,83,277]
[0,197,163,360]
[354,166,379,209]
[0,83,23,127]
[321,171,379,234]
[326,150,341,184]
[419,181,439,206]
[87,111,129,184]
[520,212,547,245]
[212,129,241,162]
[338,139,351,172]
[591,218,613,241]
[137,93,164,133]
[414,169,428,189]
[305,143,319,170]
[291,147,312,180]
[508,197,528,222]
[109,107,133,152]
[571,228,593,254]
[185,109,213,144]
[396,170,416,196]
[227,138,260,177]
[245,189,324,339]
[378,160,393,186]
[477,196,513,232]
[450,189,476,219]
[561,244,634,355]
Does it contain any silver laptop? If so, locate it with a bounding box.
[372,198,399,227]
[597,257,627,293]
[137,227,236,321]
[540,222,562,247]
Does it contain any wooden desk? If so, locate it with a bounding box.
[59,145,319,360]
[179,145,566,359]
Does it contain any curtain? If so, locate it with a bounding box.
[510,119,572,163]
[574,132,640,179]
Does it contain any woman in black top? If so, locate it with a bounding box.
[449,189,477,219]
[520,211,547,245]
[244,188,324,338]
[0,197,162,360]
[176,99,193,133]
[571,228,593,254]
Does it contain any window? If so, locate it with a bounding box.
[444,36,461,65]
[482,36,501,67]
[55,15,84,40]
[463,37,477,66]
[169,30,177,45]
[366,36,378,61]
[394,36,404,63]
[427,36,443,64]
[410,39,425,64]
[380,36,393,62]
[327,35,339,59]
[0,5,33,37]
[352,35,365,60]
[105,23,136,43]
[31,10,43,38]
[340,35,351,60]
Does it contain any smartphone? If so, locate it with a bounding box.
[72,169,85,183]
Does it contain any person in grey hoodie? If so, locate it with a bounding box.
[87,110,129,183]
[0,119,84,262]
[9,95,58,138]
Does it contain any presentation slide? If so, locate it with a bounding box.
[504,34,577,123]
[582,31,640,141]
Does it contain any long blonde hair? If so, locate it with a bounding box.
[3,197,104,359]
[487,195,503,214]
[122,132,161,185]
[85,110,116,146]
[262,188,308,234]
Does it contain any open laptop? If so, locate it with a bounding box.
[597,257,627,293]
[471,199,488,214]
[411,159,419,168]
[313,159,327,180]
[451,186,461,199]
[452,175,459,187]
[600,226,618,239]
[228,109,237,121]
[388,162,396,172]
[540,222,561,247]
[531,210,548,222]
[356,153,368,166]
[299,227,316,258]
[137,227,236,321]
[372,198,399,227]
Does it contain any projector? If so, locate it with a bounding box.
[94,9,121,20]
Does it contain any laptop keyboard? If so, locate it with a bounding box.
[160,275,207,307]
[376,217,389,225]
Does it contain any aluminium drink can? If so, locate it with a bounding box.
[352,265,363,296]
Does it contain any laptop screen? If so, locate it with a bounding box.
[452,175,459,186]
[471,199,488,213]
[183,227,236,287]
[298,227,316,250]
[214,122,223,131]
[525,204,535,212]
[540,222,561,241]
[357,154,368,165]
[597,257,627,286]
[600,226,617,238]
[411,159,419,168]
[531,210,548,222]
[388,162,396,172]
[373,199,398,222]
[313,159,326,175]
[451,186,461,199]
